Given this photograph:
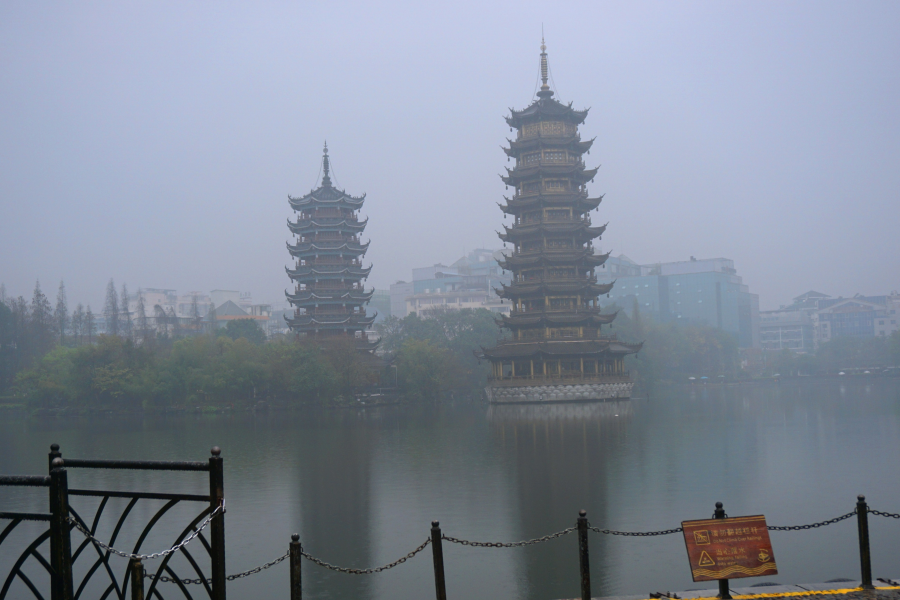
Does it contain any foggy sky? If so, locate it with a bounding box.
[2,1,898,311]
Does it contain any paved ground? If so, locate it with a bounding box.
[594,580,900,600]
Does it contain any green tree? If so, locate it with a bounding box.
[55,281,68,345]
[396,338,459,401]
[220,318,266,344]
[104,279,119,337]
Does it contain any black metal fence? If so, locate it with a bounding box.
[283,497,898,600]
[3,445,898,600]
[1,445,225,600]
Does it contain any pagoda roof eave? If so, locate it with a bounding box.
[504,136,594,155]
[498,249,610,269]
[499,193,602,214]
[498,222,607,242]
[500,311,617,328]
[500,164,598,186]
[505,98,590,128]
[496,281,615,299]
[481,338,641,360]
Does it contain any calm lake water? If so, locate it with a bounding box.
[2,379,899,600]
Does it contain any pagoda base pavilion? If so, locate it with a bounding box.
[482,338,639,403]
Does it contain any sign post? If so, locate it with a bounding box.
[682,512,777,594]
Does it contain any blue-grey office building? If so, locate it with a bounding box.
[597,255,760,348]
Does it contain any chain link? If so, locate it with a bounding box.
[869,509,900,519]
[441,526,576,547]
[589,525,683,536]
[145,551,289,585]
[300,538,431,575]
[68,502,225,561]
[767,511,856,530]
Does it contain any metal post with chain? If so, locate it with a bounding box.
[857,495,873,589]
[431,521,447,600]
[577,510,590,600]
[713,502,731,600]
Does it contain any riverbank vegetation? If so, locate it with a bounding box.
[3,282,899,410]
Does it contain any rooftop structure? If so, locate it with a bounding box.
[284,144,376,347]
[481,41,641,404]
[391,249,511,318]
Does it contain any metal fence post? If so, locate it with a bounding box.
[49,443,62,473]
[129,559,145,600]
[577,510,591,600]
[209,446,226,600]
[714,502,731,600]
[856,495,873,589]
[431,521,447,600]
[290,534,302,600]
[49,458,73,600]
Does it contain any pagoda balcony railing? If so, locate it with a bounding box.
[295,216,361,226]
[299,208,352,218]
[512,246,592,257]
[515,274,597,283]
[302,235,359,243]
[516,128,581,142]
[299,258,362,266]
[304,308,369,316]
[297,285,366,292]
[518,215,592,225]
[516,157,585,168]
[512,306,601,314]
[488,372,631,386]
[513,331,612,341]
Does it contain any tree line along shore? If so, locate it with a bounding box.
[1,280,898,412]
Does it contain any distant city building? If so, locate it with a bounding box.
[598,255,760,348]
[390,249,511,318]
[124,289,271,337]
[813,294,900,347]
[758,290,899,350]
[284,144,376,348]
[368,289,391,324]
[759,309,813,352]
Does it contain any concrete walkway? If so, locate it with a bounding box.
[593,580,900,600]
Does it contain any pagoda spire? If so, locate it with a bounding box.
[321,141,332,188]
[538,36,554,98]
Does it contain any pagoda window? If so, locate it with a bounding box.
[520,152,540,166]
[549,267,575,279]
[541,121,567,136]
[521,122,541,139]
[545,208,571,221]
[543,150,566,162]
[544,179,569,192]
[546,239,573,250]
[520,182,540,195]
[549,297,576,310]
[522,210,542,224]
[522,240,542,252]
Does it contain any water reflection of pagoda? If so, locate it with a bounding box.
[482,41,641,403]
[285,144,377,347]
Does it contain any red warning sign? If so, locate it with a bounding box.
[681,515,777,582]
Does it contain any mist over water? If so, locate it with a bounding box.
[2,380,899,600]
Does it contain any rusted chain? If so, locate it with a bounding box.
[442,526,576,547]
[300,538,431,574]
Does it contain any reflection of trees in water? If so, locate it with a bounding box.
[488,401,633,600]
[295,410,379,600]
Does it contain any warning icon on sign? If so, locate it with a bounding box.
[698,551,715,567]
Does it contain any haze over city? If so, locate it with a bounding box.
[1,1,898,310]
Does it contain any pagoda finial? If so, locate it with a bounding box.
[538,34,554,98]
[321,141,332,187]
